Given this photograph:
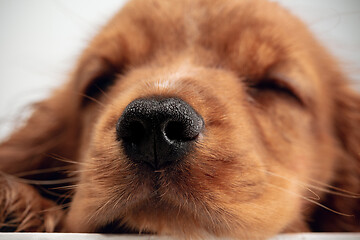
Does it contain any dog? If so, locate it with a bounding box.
[0,0,359,239]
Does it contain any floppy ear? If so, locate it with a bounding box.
[0,53,121,176]
[311,83,360,232]
[0,81,81,231]
[0,51,121,232]
[0,82,81,175]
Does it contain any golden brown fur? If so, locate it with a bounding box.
[0,0,359,239]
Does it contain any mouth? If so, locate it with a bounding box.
[94,179,177,234]
[91,97,206,234]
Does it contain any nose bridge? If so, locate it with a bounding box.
[133,59,202,95]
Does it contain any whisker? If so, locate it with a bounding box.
[57,189,76,206]
[266,182,354,217]
[78,93,106,107]
[37,185,70,198]
[70,168,93,175]
[253,168,324,200]
[96,85,111,100]
[305,177,360,197]
[45,153,86,166]
[88,195,117,224]
[24,177,79,185]
[14,166,71,178]
[2,172,79,185]
[258,168,360,198]
[305,187,320,201]
[303,184,360,199]
[51,184,79,190]
[39,202,72,213]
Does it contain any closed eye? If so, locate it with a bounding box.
[247,77,304,106]
[79,57,121,107]
[83,71,117,105]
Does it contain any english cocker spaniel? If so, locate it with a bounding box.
[1,0,359,239]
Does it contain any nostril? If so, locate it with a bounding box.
[126,120,146,143]
[164,121,200,142]
[164,121,186,141]
[116,116,146,144]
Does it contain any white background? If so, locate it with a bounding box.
[0,0,359,140]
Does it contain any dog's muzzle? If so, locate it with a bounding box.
[116,97,204,170]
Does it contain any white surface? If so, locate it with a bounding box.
[0,233,360,240]
[0,0,359,139]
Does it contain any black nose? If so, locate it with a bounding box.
[116,97,204,169]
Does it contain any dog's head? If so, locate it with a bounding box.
[2,0,359,238]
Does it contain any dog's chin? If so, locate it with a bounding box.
[97,195,199,235]
[93,161,218,235]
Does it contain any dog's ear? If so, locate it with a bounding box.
[331,84,360,231]
[0,54,121,175]
[311,82,360,231]
[0,82,80,174]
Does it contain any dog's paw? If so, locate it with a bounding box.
[0,176,64,232]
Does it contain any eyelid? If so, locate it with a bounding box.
[267,72,299,93]
[75,56,121,107]
[265,71,306,106]
[77,57,117,93]
[247,71,306,107]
